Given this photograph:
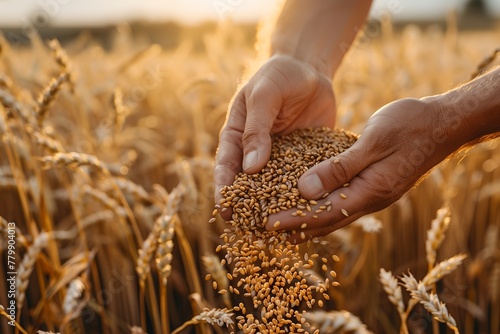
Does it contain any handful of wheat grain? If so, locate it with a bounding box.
[211,127,358,333]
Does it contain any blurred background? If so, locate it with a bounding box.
[0,0,499,26]
[0,0,500,46]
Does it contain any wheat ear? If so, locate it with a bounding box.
[48,39,74,92]
[404,275,459,333]
[33,131,65,153]
[39,152,107,172]
[425,205,451,268]
[103,177,151,203]
[379,268,405,316]
[129,326,148,334]
[83,185,127,217]
[17,232,50,311]
[155,186,183,284]
[171,308,234,334]
[303,310,374,334]
[422,254,467,288]
[136,229,159,288]
[37,72,68,125]
[62,278,85,316]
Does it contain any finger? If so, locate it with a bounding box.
[267,162,402,237]
[214,94,247,219]
[297,137,374,199]
[242,80,282,174]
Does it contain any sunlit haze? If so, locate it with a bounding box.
[0,0,496,27]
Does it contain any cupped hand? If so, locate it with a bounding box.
[214,55,336,216]
[266,98,463,241]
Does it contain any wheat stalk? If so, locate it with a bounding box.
[425,205,451,268]
[0,305,28,334]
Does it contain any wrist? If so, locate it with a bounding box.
[270,36,334,78]
[423,67,500,148]
[269,0,372,79]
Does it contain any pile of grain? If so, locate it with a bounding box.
[211,127,358,333]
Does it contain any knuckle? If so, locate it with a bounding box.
[325,157,351,185]
[242,126,262,146]
[361,171,402,208]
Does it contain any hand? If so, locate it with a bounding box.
[214,55,336,216]
[266,98,464,241]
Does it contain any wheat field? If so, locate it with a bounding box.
[0,17,499,334]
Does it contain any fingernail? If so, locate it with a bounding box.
[300,174,323,198]
[243,150,258,171]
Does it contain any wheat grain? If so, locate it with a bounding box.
[202,254,229,297]
[217,128,355,332]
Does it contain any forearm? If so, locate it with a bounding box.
[425,67,500,150]
[271,0,372,77]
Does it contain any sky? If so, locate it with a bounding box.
[0,0,496,27]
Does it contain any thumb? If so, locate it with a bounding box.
[298,140,370,199]
[241,84,282,174]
